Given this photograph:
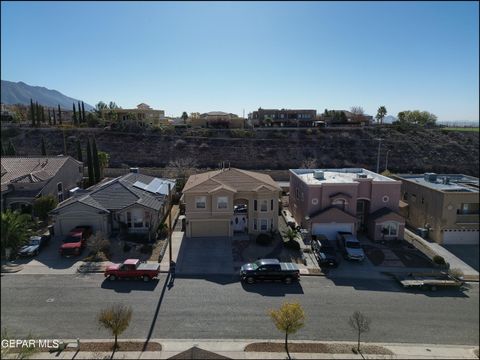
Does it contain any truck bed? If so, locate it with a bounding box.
[136,263,160,272]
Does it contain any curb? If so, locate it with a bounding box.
[1,263,24,273]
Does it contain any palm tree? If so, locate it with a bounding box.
[98,151,110,178]
[1,210,33,259]
[375,106,387,125]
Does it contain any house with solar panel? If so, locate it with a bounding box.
[49,169,175,239]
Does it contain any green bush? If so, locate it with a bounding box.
[140,244,152,254]
[256,233,273,246]
[284,240,301,251]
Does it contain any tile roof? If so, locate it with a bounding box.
[1,156,82,185]
[183,168,281,193]
[53,173,175,213]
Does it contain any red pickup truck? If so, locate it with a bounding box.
[59,226,92,256]
[105,259,161,282]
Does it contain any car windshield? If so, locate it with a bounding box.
[64,235,81,243]
[346,241,361,249]
[251,261,261,269]
[29,239,40,246]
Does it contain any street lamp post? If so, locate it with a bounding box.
[385,150,391,171]
[375,138,383,173]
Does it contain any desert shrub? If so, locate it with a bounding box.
[174,139,187,149]
[448,268,464,280]
[199,142,209,151]
[256,233,273,246]
[284,240,301,251]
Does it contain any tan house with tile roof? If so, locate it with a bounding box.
[1,156,83,213]
[183,168,282,238]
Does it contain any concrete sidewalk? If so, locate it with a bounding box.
[21,339,479,359]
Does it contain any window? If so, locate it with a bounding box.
[403,192,408,201]
[254,200,257,211]
[145,212,151,228]
[260,219,268,231]
[312,198,318,205]
[57,182,63,202]
[126,212,132,228]
[195,196,206,209]
[458,203,479,215]
[260,200,268,212]
[217,196,228,209]
[253,218,257,230]
[382,195,389,203]
[382,222,398,236]
[295,188,300,200]
[357,201,365,213]
[411,194,417,202]
[271,199,274,211]
[332,199,346,211]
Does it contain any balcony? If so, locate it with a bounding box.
[456,214,479,224]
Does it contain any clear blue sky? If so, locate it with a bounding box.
[1,1,479,121]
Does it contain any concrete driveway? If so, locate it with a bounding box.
[175,236,234,275]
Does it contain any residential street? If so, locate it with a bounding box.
[1,273,478,346]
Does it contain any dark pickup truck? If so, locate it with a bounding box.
[240,258,300,284]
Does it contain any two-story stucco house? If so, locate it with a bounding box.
[1,156,83,213]
[289,168,405,241]
[183,168,281,238]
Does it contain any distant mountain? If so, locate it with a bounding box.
[1,80,94,110]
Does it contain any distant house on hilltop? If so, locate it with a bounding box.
[188,111,245,128]
[101,103,168,128]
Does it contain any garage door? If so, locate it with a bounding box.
[442,230,479,245]
[58,217,103,237]
[191,221,229,238]
[312,223,353,240]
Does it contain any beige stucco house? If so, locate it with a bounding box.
[183,168,281,238]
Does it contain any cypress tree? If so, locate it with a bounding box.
[30,99,35,127]
[47,109,52,125]
[41,106,46,124]
[53,110,57,125]
[81,101,86,123]
[7,140,16,156]
[41,137,47,156]
[76,139,83,162]
[73,103,77,125]
[86,138,94,186]
[92,137,100,183]
[78,101,82,123]
[58,104,62,125]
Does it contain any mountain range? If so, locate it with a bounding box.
[1,80,94,110]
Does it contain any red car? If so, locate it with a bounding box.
[59,226,92,256]
[105,259,160,282]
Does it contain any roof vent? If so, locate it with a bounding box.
[424,173,437,183]
[313,170,324,180]
[358,173,368,179]
[130,167,139,173]
[443,177,450,185]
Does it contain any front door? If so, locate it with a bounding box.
[233,215,247,232]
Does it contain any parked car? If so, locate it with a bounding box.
[240,258,300,284]
[59,225,92,257]
[104,259,161,281]
[336,232,365,261]
[311,237,339,267]
[18,233,50,257]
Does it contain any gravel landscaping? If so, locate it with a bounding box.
[244,342,393,355]
[62,341,162,352]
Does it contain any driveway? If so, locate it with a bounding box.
[443,244,479,272]
[175,236,234,275]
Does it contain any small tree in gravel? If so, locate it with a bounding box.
[87,232,110,260]
[97,304,132,350]
[269,302,305,360]
[349,311,371,352]
[282,227,299,242]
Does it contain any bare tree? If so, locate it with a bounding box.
[97,304,132,350]
[165,157,199,191]
[350,106,365,116]
[348,311,371,352]
[87,232,110,258]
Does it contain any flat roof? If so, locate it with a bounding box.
[395,174,479,193]
[291,168,395,185]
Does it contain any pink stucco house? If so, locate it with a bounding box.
[289,168,405,241]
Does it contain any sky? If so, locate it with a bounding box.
[1,1,479,121]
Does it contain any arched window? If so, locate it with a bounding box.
[381,222,398,236]
[332,198,346,211]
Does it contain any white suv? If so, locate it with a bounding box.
[336,232,365,261]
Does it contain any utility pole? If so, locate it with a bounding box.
[168,183,173,267]
[376,138,383,173]
[385,150,391,171]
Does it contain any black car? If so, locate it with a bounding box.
[311,238,339,267]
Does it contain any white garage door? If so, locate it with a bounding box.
[443,230,479,245]
[312,223,353,240]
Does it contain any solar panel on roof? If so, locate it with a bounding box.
[132,179,175,195]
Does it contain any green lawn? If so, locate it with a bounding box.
[441,127,479,132]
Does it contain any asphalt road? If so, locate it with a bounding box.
[1,273,478,345]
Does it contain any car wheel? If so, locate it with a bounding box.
[108,275,117,281]
[246,276,255,284]
[284,277,292,284]
[143,275,151,282]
